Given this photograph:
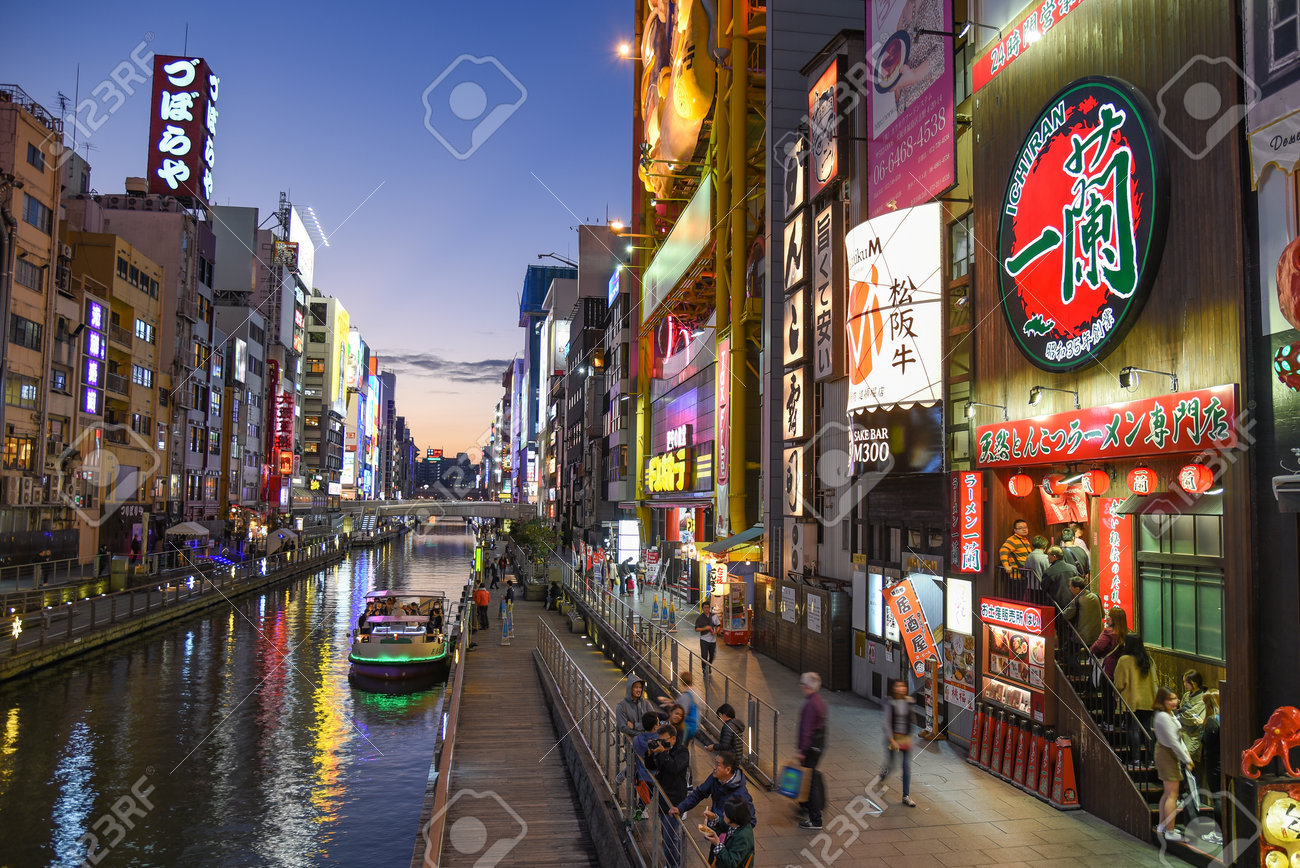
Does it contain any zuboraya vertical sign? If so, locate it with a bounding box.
[997,77,1169,373]
[148,56,219,203]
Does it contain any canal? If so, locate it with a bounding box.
[0,529,475,867]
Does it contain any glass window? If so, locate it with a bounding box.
[22,194,52,234]
[26,143,45,172]
[117,257,129,279]
[1137,562,1224,662]
[5,375,39,409]
[3,435,35,470]
[949,213,974,280]
[14,258,42,290]
[9,315,42,351]
[1273,0,1300,71]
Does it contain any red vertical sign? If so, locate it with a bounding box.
[953,471,984,573]
[147,55,219,203]
[884,579,940,676]
[1097,498,1134,616]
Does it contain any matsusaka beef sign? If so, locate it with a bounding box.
[998,76,1169,373]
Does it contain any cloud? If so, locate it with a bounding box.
[379,351,513,383]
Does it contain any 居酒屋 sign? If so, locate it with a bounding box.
[976,385,1237,467]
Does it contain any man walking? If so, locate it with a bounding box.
[1063,575,1103,644]
[796,672,827,830]
[695,600,720,676]
[1042,546,1080,612]
[998,519,1032,576]
[473,582,490,631]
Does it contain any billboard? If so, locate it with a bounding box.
[845,202,943,411]
[866,0,954,218]
[331,302,350,417]
[346,329,362,391]
[147,55,219,203]
[288,207,317,294]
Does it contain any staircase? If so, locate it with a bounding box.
[994,571,1222,867]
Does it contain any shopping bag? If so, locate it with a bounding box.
[776,759,813,801]
[1184,769,1202,813]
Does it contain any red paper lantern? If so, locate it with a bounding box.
[1127,466,1158,495]
[1177,463,1214,494]
[1080,469,1110,496]
[1008,473,1034,497]
[1041,473,1066,495]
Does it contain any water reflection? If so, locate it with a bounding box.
[0,529,474,867]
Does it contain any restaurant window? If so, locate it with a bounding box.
[1138,514,1223,558]
[950,213,974,280]
[1136,513,1225,662]
[3,435,35,470]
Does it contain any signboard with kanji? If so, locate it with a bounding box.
[978,598,1055,636]
[1096,497,1134,616]
[975,385,1238,467]
[951,471,984,574]
[883,579,940,676]
[812,202,845,380]
[973,0,1095,93]
[997,76,1169,372]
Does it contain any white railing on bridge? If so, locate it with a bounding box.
[336,499,536,520]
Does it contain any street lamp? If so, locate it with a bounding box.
[1028,386,1080,409]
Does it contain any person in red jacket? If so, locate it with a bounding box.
[473,583,490,631]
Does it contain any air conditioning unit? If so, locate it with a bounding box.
[21,477,35,505]
[125,197,141,210]
[60,243,72,259]
[143,199,157,211]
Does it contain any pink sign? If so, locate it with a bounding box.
[866,0,955,218]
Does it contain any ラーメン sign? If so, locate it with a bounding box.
[998,77,1169,372]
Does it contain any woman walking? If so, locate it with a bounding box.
[1154,686,1195,841]
[869,679,917,807]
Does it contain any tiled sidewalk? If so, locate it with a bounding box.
[534,583,1186,868]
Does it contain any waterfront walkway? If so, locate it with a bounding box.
[534,581,1188,868]
[437,589,599,867]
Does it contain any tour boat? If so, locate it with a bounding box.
[348,589,453,680]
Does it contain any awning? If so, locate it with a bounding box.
[703,525,763,554]
[1116,490,1223,516]
[165,521,211,537]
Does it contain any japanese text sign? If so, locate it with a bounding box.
[783,446,808,516]
[998,77,1169,372]
[979,597,1055,636]
[783,366,810,442]
[645,448,694,493]
[147,55,219,203]
[784,209,808,289]
[951,471,984,574]
[846,202,943,412]
[884,579,940,676]
[812,202,845,380]
[976,385,1238,467]
[716,336,730,486]
[974,0,1093,93]
[1097,497,1134,616]
[1040,482,1088,524]
[866,0,955,218]
[784,287,810,368]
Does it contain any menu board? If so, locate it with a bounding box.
[987,627,1048,690]
[984,678,1034,717]
[980,597,1054,724]
[944,632,976,711]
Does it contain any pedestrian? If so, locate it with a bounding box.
[473,582,490,631]
[1041,546,1080,611]
[998,519,1032,576]
[546,580,560,610]
[1178,669,1208,775]
[96,545,110,578]
[617,675,660,740]
[870,678,917,808]
[39,548,53,585]
[1062,575,1103,645]
[1060,527,1091,579]
[1066,521,1091,555]
[1154,686,1195,842]
[658,671,700,746]
[796,672,828,829]
[695,599,720,676]
[1089,607,1130,680]
[1114,633,1157,770]
[1024,535,1050,590]
[630,712,662,818]
[702,798,755,868]
[489,560,500,589]
[1200,690,1224,845]
[702,704,745,756]
[645,723,690,868]
[670,750,757,828]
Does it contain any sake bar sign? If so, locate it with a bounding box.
[998,77,1169,373]
[976,385,1238,468]
[973,0,1094,93]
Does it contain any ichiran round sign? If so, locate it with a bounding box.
[997,76,1169,373]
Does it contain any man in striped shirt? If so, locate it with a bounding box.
[999,520,1032,575]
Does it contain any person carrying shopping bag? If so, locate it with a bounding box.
[1154,686,1196,842]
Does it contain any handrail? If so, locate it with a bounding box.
[0,539,345,660]
[536,619,713,868]
[559,562,780,787]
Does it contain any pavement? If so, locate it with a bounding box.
[528,579,1190,868]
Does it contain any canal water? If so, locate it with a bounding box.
[0,529,476,867]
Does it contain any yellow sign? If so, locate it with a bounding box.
[646,448,694,493]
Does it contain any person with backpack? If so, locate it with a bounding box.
[659,671,701,746]
[630,712,662,821]
[703,704,744,757]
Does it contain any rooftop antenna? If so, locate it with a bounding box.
[183,23,189,55]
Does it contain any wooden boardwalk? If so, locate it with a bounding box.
[439,593,599,867]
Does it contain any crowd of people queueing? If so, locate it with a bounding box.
[1000,519,1222,845]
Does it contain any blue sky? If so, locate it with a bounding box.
[3,0,632,456]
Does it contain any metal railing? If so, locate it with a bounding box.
[0,538,345,660]
[537,620,711,868]
[560,564,781,787]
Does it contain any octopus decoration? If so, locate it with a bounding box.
[1243,706,1300,780]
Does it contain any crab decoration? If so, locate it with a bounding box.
[1243,706,1300,780]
